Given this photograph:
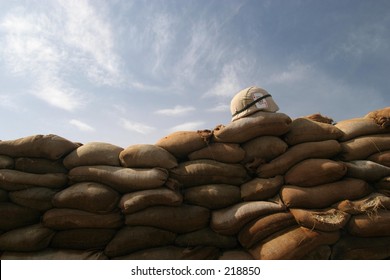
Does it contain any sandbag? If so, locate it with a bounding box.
[289,208,351,232]
[364,106,390,128]
[42,208,123,230]
[333,192,390,215]
[0,224,55,252]
[213,111,292,143]
[238,212,296,248]
[119,144,177,169]
[302,245,331,260]
[0,202,40,230]
[0,134,79,160]
[210,201,286,235]
[68,165,168,193]
[376,176,390,196]
[285,159,347,187]
[183,184,241,209]
[257,140,341,178]
[0,189,8,202]
[218,250,254,260]
[9,187,57,212]
[347,210,390,237]
[15,157,67,174]
[248,226,340,260]
[175,228,237,249]
[52,182,119,213]
[155,130,211,159]
[344,160,390,182]
[125,204,210,233]
[280,178,372,209]
[188,143,245,163]
[241,176,284,201]
[304,113,334,124]
[339,134,390,161]
[0,249,108,260]
[50,229,116,250]
[170,159,249,188]
[284,117,343,145]
[0,155,14,169]
[119,188,183,214]
[336,118,390,141]
[368,150,390,167]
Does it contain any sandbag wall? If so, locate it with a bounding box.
[0,108,389,260]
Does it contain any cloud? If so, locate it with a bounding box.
[168,121,206,132]
[207,103,230,112]
[0,94,21,111]
[69,119,95,131]
[155,105,195,116]
[120,118,155,134]
[268,62,312,84]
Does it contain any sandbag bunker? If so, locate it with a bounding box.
[0,87,390,260]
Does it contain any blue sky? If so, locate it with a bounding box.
[1,0,389,147]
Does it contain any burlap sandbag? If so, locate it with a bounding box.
[50,229,116,250]
[347,210,390,237]
[248,226,340,260]
[0,223,55,252]
[9,187,57,212]
[336,118,390,141]
[175,227,238,249]
[52,182,119,213]
[0,189,8,202]
[304,113,334,124]
[68,165,168,193]
[155,130,211,159]
[183,184,241,209]
[280,178,372,209]
[0,155,14,169]
[241,176,284,201]
[339,134,390,161]
[188,143,245,163]
[0,249,108,260]
[331,236,390,260]
[218,250,254,260]
[0,169,68,190]
[333,192,390,215]
[119,188,183,214]
[302,245,332,260]
[42,208,123,230]
[210,201,286,235]
[104,226,176,258]
[119,144,177,169]
[63,142,123,169]
[125,204,210,233]
[368,150,390,167]
[284,117,343,145]
[257,140,341,178]
[289,208,351,232]
[344,160,390,182]
[238,212,296,248]
[170,159,249,188]
[15,157,67,174]
[0,134,79,160]
[364,106,390,128]
[213,111,292,143]
[0,202,40,230]
[285,159,347,187]
[376,176,390,196]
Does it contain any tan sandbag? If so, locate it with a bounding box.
[302,245,331,260]
[368,150,390,167]
[188,143,245,163]
[257,140,341,178]
[0,169,68,190]
[0,249,108,260]
[52,182,120,213]
[68,165,168,193]
[50,229,116,250]
[218,250,254,260]
[170,159,249,188]
[213,111,292,143]
[15,157,67,174]
[344,160,390,181]
[119,144,177,169]
[42,208,123,230]
[241,176,284,201]
[175,228,237,249]
[0,155,14,169]
[248,226,340,260]
[0,189,8,202]
[333,192,390,215]
[0,202,40,230]
[336,118,390,141]
[347,210,390,237]
[9,187,57,212]
[285,159,347,187]
[331,236,390,260]
[0,223,54,252]
[339,134,390,161]
[63,142,123,169]
[364,106,390,128]
[112,245,219,260]
[183,184,241,209]
[210,201,286,235]
[125,204,210,233]
[303,113,334,124]
[376,176,390,196]
[289,208,351,232]
[155,130,211,159]
[119,188,183,214]
[284,117,343,145]
[238,212,296,248]
[0,134,79,160]
[280,178,372,209]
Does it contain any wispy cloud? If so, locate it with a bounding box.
[120,118,155,135]
[207,103,230,112]
[268,62,311,84]
[69,119,95,132]
[168,121,206,132]
[155,105,195,116]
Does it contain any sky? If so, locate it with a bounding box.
[0,0,389,148]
